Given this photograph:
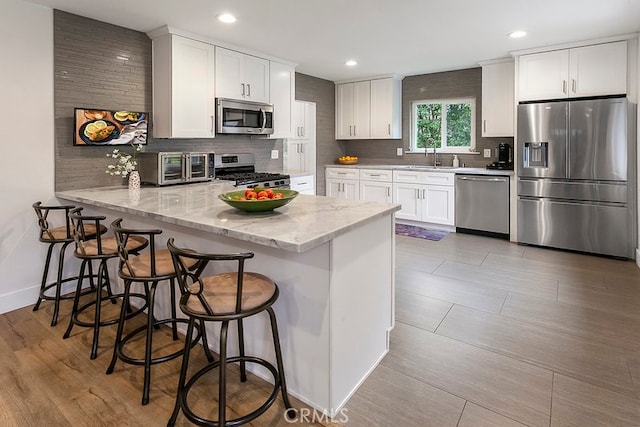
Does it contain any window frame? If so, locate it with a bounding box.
[410,97,476,154]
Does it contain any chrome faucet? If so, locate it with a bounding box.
[426,139,440,167]
[432,144,438,167]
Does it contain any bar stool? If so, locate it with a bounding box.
[32,202,106,327]
[106,219,212,405]
[167,238,294,427]
[63,208,149,359]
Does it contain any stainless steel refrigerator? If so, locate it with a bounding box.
[517,97,636,258]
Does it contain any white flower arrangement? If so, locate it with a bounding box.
[105,144,142,178]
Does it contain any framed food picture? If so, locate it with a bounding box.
[73,108,148,146]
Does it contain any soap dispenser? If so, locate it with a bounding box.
[452,155,460,168]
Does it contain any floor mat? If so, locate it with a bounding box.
[395,223,449,241]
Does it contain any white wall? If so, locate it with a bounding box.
[0,0,55,313]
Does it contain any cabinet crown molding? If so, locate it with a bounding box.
[334,74,403,85]
[510,32,638,57]
[146,25,297,67]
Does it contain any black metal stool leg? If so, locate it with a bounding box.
[142,283,158,405]
[106,280,132,375]
[90,259,107,360]
[167,317,197,427]
[219,320,229,427]
[51,241,73,327]
[170,278,178,340]
[267,307,294,412]
[103,263,117,304]
[63,259,88,339]
[34,243,55,312]
[200,320,215,363]
[237,318,247,382]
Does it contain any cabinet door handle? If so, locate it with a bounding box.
[387,187,391,197]
[483,120,486,133]
[241,83,245,96]
[301,126,305,137]
[571,79,576,94]
[388,124,391,135]
[354,125,357,136]
[247,84,251,97]
[211,115,215,134]
[300,144,304,153]
[422,189,426,199]
[415,188,420,199]
[562,80,567,94]
[370,174,381,177]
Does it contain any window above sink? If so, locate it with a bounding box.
[409,97,476,154]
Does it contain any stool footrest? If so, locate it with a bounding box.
[68,292,148,329]
[115,319,201,367]
[181,356,281,427]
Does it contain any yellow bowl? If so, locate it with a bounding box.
[338,158,358,165]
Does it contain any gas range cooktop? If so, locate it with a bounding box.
[214,153,290,189]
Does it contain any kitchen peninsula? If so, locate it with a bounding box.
[56,182,400,416]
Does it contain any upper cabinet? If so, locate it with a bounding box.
[269,61,295,139]
[370,78,402,139]
[215,47,270,103]
[336,80,371,139]
[518,41,627,102]
[151,34,216,138]
[336,77,402,140]
[481,59,514,137]
[291,100,309,140]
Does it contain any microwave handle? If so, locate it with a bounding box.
[260,108,266,133]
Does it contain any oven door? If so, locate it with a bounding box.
[159,153,186,185]
[187,153,210,182]
[216,98,273,135]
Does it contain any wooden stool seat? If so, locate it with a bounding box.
[120,249,197,279]
[187,272,276,316]
[75,235,147,257]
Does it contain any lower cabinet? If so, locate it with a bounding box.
[290,174,315,195]
[326,167,359,200]
[392,171,455,226]
[359,168,393,203]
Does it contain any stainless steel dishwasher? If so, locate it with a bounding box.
[455,174,509,238]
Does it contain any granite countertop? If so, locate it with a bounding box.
[56,182,400,253]
[325,164,515,176]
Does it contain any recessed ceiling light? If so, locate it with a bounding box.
[508,30,527,38]
[345,60,357,67]
[217,13,237,24]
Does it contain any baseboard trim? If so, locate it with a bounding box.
[0,285,39,315]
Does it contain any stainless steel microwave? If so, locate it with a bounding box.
[216,98,274,135]
[138,152,215,186]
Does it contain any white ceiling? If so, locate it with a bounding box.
[24,0,640,82]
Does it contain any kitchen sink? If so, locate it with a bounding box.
[395,165,459,170]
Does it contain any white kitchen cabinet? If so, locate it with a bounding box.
[359,169,393,203]
[480,59,514,137]
[269,61,295,139]
[336,81,371,139]
[291,100,309,140]
[518,41,627,101]
[284,101,316,183]
[215,47,269,103]
[290,174,315,195]
[326,167,359,200]
[151,34,215,138]
[392,170,455,225]
[370,78,402,139]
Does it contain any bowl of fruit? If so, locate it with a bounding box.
[218,187,299,212]
[338,155,358,165]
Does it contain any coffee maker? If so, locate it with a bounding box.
[486,143,513,170]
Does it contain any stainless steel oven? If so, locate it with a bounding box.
[138,152,215,186]
[216,98,274,135]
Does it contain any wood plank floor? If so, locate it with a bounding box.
[2,232,640,426]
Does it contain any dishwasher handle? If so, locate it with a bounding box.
[457,176,508,183]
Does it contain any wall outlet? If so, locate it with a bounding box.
[271,149,279,159]
[483,148,492,158]
[396,147,403,156]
